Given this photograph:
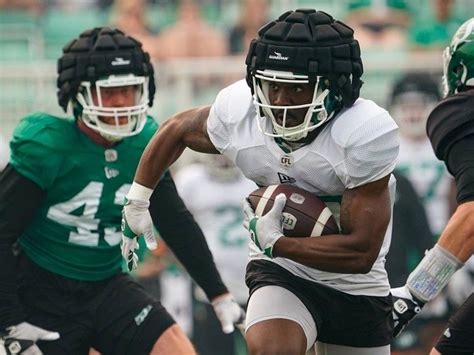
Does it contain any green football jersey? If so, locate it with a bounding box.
[10,112,158,281]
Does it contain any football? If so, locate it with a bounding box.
[248,185,339,237]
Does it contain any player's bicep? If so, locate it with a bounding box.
[339,175,391,254]
[180,105,219,154]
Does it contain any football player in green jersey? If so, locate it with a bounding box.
[0,27,244,355]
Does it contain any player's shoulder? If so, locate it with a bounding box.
[212,79,254,124]
[330,98,398,148]
[427,90,474,160]
[127,115,158,149]
[12,112,77,150]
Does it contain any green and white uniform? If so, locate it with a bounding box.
[10,112,157,281]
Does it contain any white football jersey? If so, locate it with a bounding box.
[174,163,256,304]
[397,137,453,236]
[207,79,399,297]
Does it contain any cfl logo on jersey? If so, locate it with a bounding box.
[104,149,118,162]
[280,154,293,167]
[281,212,296,230]
[104,167,119,179]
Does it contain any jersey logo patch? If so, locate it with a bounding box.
[278,172,295,184]
[104,149,118,162]
[280,154,293,167]
[105,167,119,179]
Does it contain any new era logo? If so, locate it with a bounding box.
[269,51,289,61]
[278,172,296,184]
[111,57,130,66]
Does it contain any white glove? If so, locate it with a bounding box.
[211,294,246,334]
[2,322,60,355]
[121,195,157,271]
[391,286,425,337]
[242,194,286,258]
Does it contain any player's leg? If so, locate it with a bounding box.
[92,273,195,355]
[245,285,316,354]
[149,324,195,354]
[431,294,474,355]
[315,342,390,355]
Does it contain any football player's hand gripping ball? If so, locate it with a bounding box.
[391,286,425,337]
[1,322,60,355]
[242,193,286,258]
[211,294,246,334]
[121,196,157,271]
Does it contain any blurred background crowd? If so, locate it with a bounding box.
[0,0,473,354]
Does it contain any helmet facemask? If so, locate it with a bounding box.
[76,74,149,141]
[252,69,335,142]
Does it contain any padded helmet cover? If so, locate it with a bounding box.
[57,27,155,112]
[245,9,364,107]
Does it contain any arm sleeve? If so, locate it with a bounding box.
[0,165,45,328]
[445,135,474,203]
[149,171,228,300]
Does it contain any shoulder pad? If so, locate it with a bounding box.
[12,112,76,150]
[427,91,474,161]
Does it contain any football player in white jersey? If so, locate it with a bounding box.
[175,155,255,354]
[122,9,399,355]
[390,72,453,239]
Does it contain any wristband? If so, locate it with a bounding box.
[127,181,154,201]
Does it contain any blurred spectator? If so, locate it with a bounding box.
[0,0,43,15]
[344,0,410,49]
[0,133,9,171]
[228,0,269,54]
[109,0,160,58]
[387,171,433,354]
[156,0,228,59]
[387,171,433,288]
[408,0,465,50]
[174,155,255,355]
[389,72,460,354]
[389,72,454,239]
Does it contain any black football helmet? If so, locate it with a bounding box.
[57,27,155,140]
[245,9,363,141]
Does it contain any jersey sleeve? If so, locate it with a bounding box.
[207,85,232,153]
[335,111,399,189]
[9,113,64,189]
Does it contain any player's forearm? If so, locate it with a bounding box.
[273,233,383,274]
[135,116,187,189]
[437,201,474,262]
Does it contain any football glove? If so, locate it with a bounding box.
[242,194,286,258]
[121,196,157,271]
[1,322,60,355]
[391,286,425,337]
[211,293,246,334]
